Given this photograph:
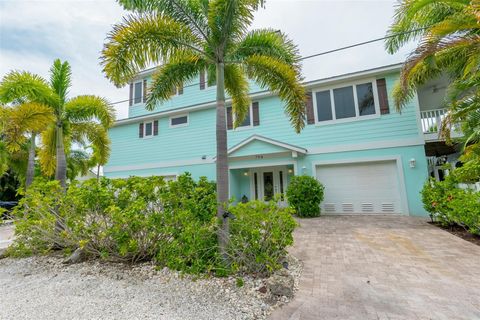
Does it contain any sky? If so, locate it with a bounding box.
[0,0,415,120]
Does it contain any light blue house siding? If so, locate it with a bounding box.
[105,64,429,216]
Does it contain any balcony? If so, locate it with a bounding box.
[420,108,462,141]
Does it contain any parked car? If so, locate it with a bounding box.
[0,201,17,220]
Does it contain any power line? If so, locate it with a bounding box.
[109,27,428,106]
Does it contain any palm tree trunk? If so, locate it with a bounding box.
[54,122,67,190]
[25,132,36,188]
[215,62,230,262]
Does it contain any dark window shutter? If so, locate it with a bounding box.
[252,102,260,126]
[153,120,159,135]
[226,107,233,130]
[199,70,205,90]
[377,78,390,115]
[178,82,183,95]
[139,123,144,138]
[305,92,315,124]
[143,80,147,103]
[129,83,133,106]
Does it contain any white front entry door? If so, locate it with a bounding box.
[251,166,288,205]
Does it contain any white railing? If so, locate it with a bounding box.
[420,108,447,134]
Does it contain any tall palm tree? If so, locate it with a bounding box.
[0,103,54,187]
[385,0,480,110]
[0,60,115,189]
[101,0,305,258]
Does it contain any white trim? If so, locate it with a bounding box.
[307,137,424,155]
[227,134,307,155]
[169,114,189,128]
[229,160,297,173]
[142,120,155,138]
[312,78,381,126]
[311,155,410,215]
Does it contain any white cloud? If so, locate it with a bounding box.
[1,0,416,120]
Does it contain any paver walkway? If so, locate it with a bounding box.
[0,224,14,250]
[270,215,480,320]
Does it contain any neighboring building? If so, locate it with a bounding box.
[104,63,457,216]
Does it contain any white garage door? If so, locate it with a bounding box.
[316,160,403,214]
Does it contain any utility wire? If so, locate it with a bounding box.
[108,27,428,106]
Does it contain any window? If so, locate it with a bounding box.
[170,114,189,127]
[315,90,333,122]
[314,80,378,124]
[144,121,153,136]
[333,86,356,119]
[227,106,252,129]
[356,83,375,116]
[134,81,143,104]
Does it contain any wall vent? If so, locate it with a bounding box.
[342,203,354,213]
[361,203,374,213]
[324,203,335,213]
[382,203,395,213]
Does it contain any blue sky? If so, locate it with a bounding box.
[0,0,415,120]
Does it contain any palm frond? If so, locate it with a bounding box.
[49,59,72,104]
[0,71,58,106]
[38,124,57,177]
[64,95,116,128]
[224,64,250,127]
[229,28,300,70]
[118,0,211,42]
[147,52,206,110]
[101,13,206,87]
[2,102,54,152]
[70,122,111,166]
[245,55,305,133]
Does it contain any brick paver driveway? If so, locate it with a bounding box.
[270,215,480,320]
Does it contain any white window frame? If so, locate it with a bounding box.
[231,104,253,131]
[169,114,189,128]
[133,81,143,105]
[313,78,380,126]
[143,120,154,138]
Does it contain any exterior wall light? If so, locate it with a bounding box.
[302,166,307,174]
[288,168,293,174]
[243,171,249,176]
[409,158,416,168]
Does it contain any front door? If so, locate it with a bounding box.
[251,166,288,206]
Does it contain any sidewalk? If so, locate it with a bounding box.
[0,223,14,250]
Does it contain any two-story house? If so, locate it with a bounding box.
[104,63,456,216]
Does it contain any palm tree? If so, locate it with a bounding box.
[0,60,115,189]
[101,0,305,259]
[385,0,480,110]
[0,103,54,187]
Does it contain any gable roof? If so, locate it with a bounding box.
[227,134,307,157]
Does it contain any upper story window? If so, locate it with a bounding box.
[170,114,189,127]
[199,69,215,90]
[134,82,143,104]
[130,80,146,106]
[139,120,158,138]
[314,80,379,124]
[226,102,260,130]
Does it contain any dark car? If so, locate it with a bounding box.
[0,201,17,219]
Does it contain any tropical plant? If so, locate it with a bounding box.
[286,175,325,217]
[385,0,480,110]
[101,0,305,259]
[0,60,115,189]
[0,103,54,187]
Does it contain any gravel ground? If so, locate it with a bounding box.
[0,255,301,320]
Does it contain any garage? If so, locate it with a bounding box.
[315,160,403,214]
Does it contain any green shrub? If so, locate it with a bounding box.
[286,175,324,217]
[8,174,297,276]
[421,176,480,235]
[228,200,297,275]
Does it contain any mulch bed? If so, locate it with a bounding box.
[429,222,480,246]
